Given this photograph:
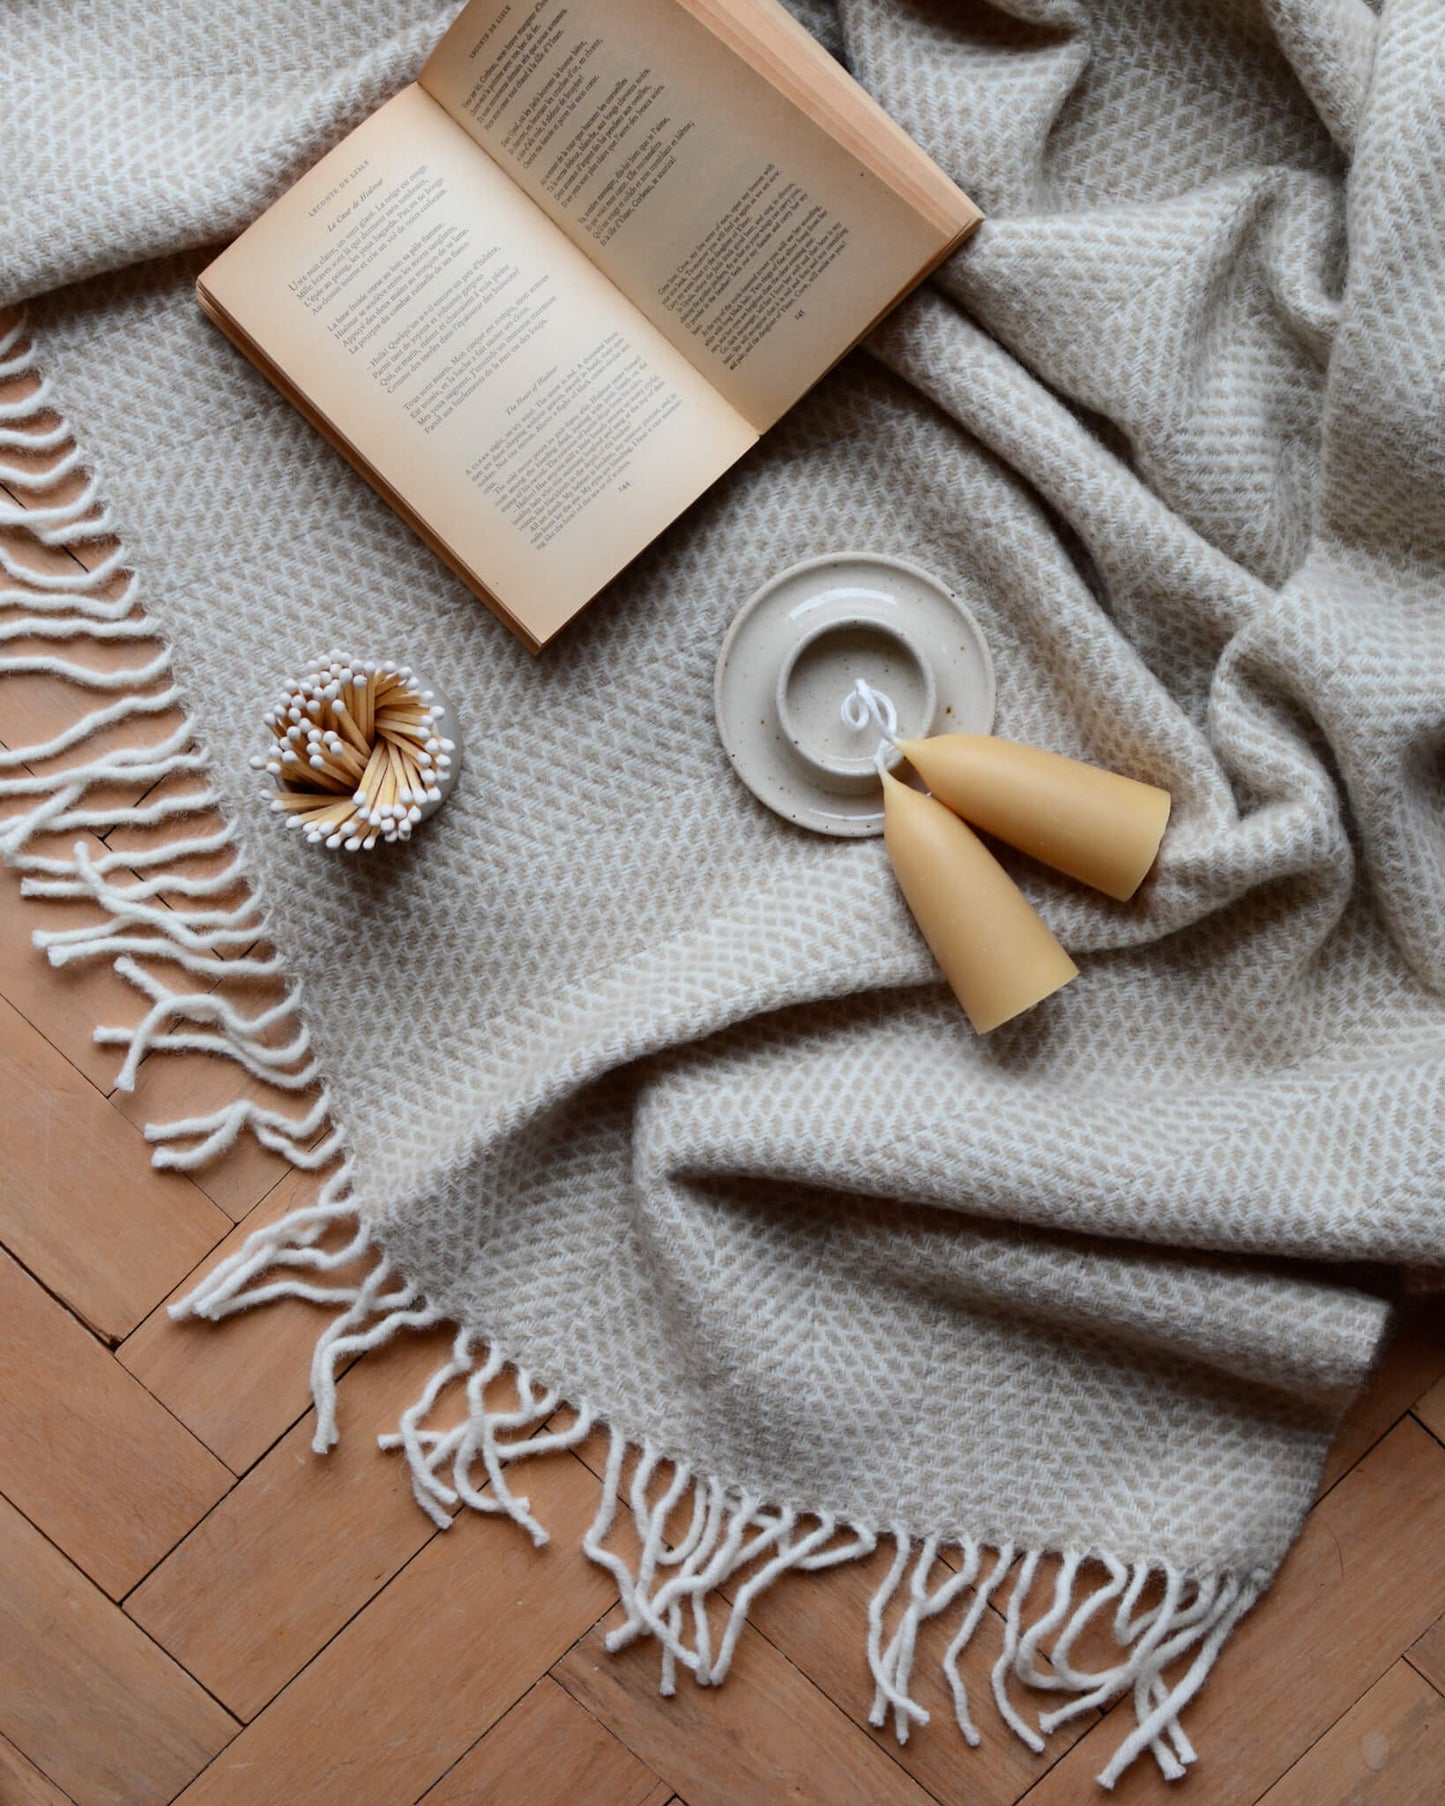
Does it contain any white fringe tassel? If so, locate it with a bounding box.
[7,314,1264,1788]
[169,1190,1266,1790]
[0,312,327,1173]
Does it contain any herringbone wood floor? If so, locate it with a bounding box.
[3,321,1445,1806]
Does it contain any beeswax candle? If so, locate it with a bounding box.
[881,769,1078,1033]
[896,735,1171,902]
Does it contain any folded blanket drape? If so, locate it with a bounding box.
[4,0,1441,1786]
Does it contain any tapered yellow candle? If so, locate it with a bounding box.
[881,769,1078,1033]
[895,735,1171,902]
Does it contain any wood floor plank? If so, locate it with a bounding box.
[0,989,230,1342]
[0,1495,237,1806]
[743,1538,1093,1806]
[419,1678,669,1806]
[1407,1613,1445,1697]
[1016,1419,1445,1805]
[172,1446,614,1805]
[126,1325,472,1720]
[1320,1299,1445,1494]
[1256,1660,1445,1805]
[0,1250,233,1599]
[1413,1373,1445,1447]
[116,1163,370,1473]
[0,1733,75,1806]
[555,1605,937,1806]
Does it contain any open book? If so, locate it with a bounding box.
[198,0,981,649]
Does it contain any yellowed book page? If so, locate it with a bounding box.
[673,0,980,241]
[198,84,756,646]
[419,0,951,430]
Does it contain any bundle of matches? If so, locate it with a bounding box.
[251,652,457,850]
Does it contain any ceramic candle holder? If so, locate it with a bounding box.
[715,552,995,837]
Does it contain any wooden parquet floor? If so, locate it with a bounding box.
[3,322,1445,1806]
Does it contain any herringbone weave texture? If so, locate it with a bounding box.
[4,0,1441,1599]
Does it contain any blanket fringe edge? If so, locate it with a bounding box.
[0,311,340,1175]
[174,1185,1266,1791]
[0,310,1264,1791]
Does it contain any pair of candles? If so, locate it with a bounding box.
[853,686,1172,1033]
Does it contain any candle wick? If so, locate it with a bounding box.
[840,679,900,776]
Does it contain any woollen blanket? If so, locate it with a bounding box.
[3,0,1443,1785]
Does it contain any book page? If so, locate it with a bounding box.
[198,84,756,646]
[419,0,952,430]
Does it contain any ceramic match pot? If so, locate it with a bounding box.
[255,655,463,851]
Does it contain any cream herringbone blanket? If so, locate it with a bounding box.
[3,0,1442,1784]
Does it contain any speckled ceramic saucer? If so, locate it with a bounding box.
[714,552,995,837]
